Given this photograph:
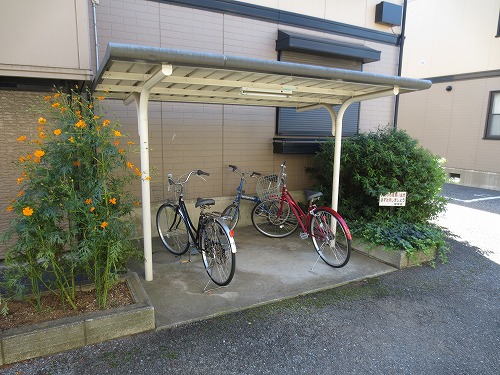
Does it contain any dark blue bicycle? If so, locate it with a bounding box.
[222,165,262,230]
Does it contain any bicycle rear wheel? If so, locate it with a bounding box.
[221,203,239,230]
[251,199,299,238]
[201,218,236,286]
[156,203,190,255]
[309,208,351,268]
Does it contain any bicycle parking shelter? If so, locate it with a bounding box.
[91,43,431,281]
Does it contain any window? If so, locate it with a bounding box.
[485,91,500,139]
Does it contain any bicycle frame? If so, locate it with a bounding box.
[170,196,200,246]
[273,185,311,233]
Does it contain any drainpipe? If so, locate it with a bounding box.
[91,0,100,72]
[393,0,407,129]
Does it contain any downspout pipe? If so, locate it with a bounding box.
[91,0,100,72]
[393,0,408,129]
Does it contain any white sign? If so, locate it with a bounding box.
[379,192,407,206]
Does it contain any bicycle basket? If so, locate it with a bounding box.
[166,177,184,203]
[256,174,280,200]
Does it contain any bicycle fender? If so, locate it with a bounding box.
[215,217,237,253]
[316,206,352,240]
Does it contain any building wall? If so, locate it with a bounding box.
[0,0,92,81]
[398,0,500,190]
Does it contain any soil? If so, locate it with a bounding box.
[0,282,134,331]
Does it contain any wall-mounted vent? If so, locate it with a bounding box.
[375,1,402,27]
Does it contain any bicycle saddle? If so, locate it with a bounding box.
[305,190,323,201]
[195,197,215,207]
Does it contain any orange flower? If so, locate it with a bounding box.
[17,177,24,184]
[37,126,44,132]
[34,150,45,158]
[134,168,141,177]
[7,206,14,212]
[53,93,60,98]
[51,102,60,108]
[114,130,121,137]
[88,104,93,109]
[17,135,27,142]
[73,161,80,167]
[18,190,25,197]
[118,148,125,154]
[22,206,34,216]
[19,156,25,162]
[102,119,110,127]
[100,221,108,228]
[93,115,101,119]
[127,161,134,169]
[38,117,47,125]
[90,207,95,212]
[97,96,105,101]
[109,198,117,204]
[75,119,87,129]
[145,176,151,181]
[114,140,119,146]
[127,141,135,145]
[39,132,46,139]
[54,129,62,136]
[85,198,92,205]
[44,95,51,101]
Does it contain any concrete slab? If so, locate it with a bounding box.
[129,225,397,330]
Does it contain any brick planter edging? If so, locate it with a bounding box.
[0,272,155,365]
[352,239,436,269]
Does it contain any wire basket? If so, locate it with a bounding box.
[165,177,185,203]
[256,174,280,200]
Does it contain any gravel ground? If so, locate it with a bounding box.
[2,185,499,375]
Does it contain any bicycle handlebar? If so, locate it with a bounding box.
[227,164,261,177]
[168,169,210,186]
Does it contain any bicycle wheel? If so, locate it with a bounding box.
[221,203,239,230]
[200,218,236,286]
[156,203,190,255]
[251,199,299,238]
[309,208,351,268]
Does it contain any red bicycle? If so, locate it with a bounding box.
[251,161,351,268]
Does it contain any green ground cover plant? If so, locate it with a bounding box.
[307,127,449,263]
[2,89,142,311]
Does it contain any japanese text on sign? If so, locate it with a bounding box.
[379,192,407,206]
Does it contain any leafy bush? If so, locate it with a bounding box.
[307,127,449,262]
[2,90,142,309]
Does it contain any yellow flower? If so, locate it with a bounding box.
[93,115,101,119]
[85,198,92,205]
[109,198,117,204]
[22,206,34,216]
[17,135,27,142]
[68,137,75,143]
[54,129,62,136]
[75,119,87,129]
[34,150,45,158]
[114,130,121,137]
[88,104,93,109]
[102,119,110,127]
[51,102,60,108]
[100,221,108,228]
[127,161,134,169]
[7,206,14,212]
[38,117,47,125]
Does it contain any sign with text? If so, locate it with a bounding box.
[379,191,407,206]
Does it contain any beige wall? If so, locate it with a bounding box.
[0,0,91,81]
[235,0,402,32]
[398,78,500,175]
[402,0,500,78]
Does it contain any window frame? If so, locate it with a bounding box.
[484,91,500,140]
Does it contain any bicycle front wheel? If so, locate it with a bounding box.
[309,208,351,268]
[156,203,189,255]
[251,199,299,238]
[200,218,236,286]
[221,203,239,230]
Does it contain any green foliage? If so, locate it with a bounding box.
[307,127,449,262]
[2,90,141,308]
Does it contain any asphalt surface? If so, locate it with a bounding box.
[2,183,499,375]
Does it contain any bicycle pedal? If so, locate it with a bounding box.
[299,232,309,239]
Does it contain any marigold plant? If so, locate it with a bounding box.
[2,89,141,309]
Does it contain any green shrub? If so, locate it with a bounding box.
[308,127,447,223]
[307,127,449,262]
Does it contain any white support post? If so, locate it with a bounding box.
[125,64,173,282]
[323,87,400,212]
